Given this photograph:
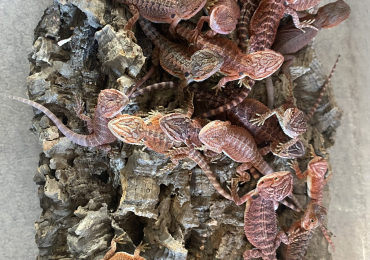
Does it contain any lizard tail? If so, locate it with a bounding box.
[137,17,168,50]
[1,94,99,147]
[130,81,177,99]
[185,148,232,200]
[305,55,340,121]
[320,225,335,252]
[253,153,274,175]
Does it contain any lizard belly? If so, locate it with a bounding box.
[244,198,277,253]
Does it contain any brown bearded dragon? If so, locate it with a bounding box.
[101,233,149,260]
[115,0,207,37]
[194,91,306,158]
[1,82,179,152]
[1,90,128,152]
[250,56,340,154]
[264,0,351,108]
[136,17,224,91]
[108,113,233,200]
[231,171,298,260]
[289,147,335,250]
[175,23,284,93]
[198,120,275,182]
[282,202,329,260]
[191,0,240,37]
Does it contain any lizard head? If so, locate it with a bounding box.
[98,89,129,118]
[283,108,307,138]
[209,5,239,34]
[108,115,145,144]
[308,156,328,178]
[302,202,328,230]
[317,0,351,29]
[256,171,293,201]
[198,120,230,153]
[242,50,284,80]
[188,50,224,82]
[178,0,207,19]
[270,139,306,159]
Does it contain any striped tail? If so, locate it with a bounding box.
[130,81,177,98]
[236,0,260,53]
[305,55,340,121]
[200,87,251,118]
[175,24,196,43]
[253,153,274,175]
[137,17,170,51]
[1,94,99,147]
[171,147,232,200]
[320,225,335,252]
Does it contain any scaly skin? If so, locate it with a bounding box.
[283,202,328,260]
[231,172,294,260]
[1,90,128,152]
[101,234,149,260]
[195,92,305,158]
[117,0,207,36]
[108,113,233,200]
[250,56,340,154]
[137,18,224,89]
[192,0,240,36]
[199,120,274,181]
[175,23,284,92]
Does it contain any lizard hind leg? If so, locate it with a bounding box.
[236,162,253,183]
[123,5,139,43]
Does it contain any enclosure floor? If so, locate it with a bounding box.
[0,0,367,259]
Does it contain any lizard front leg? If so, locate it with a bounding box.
[123,5,139,43]
[134,241,151,257]
[230,178,254,205]
[288,159,308,179]
[273,231,290,251]
[74,97,94,134]
[212,74,244,94]
[249,109,277,126]
[285,7,319,32]
[236,162,253,183]
[273,138,300,155]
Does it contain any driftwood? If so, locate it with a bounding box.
[24,1,340,259]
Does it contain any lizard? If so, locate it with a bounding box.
[1,81,180,152]
[264,0,351,108]
[1,90,128,152]
[282,201,329,260]
[198,120,275,182]
[191,0,240,37]
[250,56,340,154]
[194,90,306,158]
[288,146,335,251]
[175,23,284,93]
[115,0,207,37]
[231,171,297,260]
[101,233,149,260]
[135,17,224,92]
[108,113,233,200]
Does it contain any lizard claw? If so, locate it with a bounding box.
[250,113,266,126]
[113,233,128,245]
[137,241,151,252]
[212,83,225,95]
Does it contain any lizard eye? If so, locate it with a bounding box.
[184,72,190,77]
[310,219,315,222]
[274,177,278,180]
[260,181,264,184]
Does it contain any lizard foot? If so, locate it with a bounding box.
[287,159,299,172]
[249,113,267,126]
[238,78,251,89]
[274,142,290,154]
[74,96,85,116]
[212,83,225,95]
[136,241,151,252]
[124,29,137,43]
[206,0,219,10]
[297,19,319,32]
[113,233,128,245]
[189,29,200,43]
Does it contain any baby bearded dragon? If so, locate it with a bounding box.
[250,56,340,154]
[195,91,305,158]
[198,120,274,182]
[267,0,351,105]
[192,0,240,37]
[231,171,296,260]
[116,0,207,36]
[108,114,233,200]
[289,147,336,251]
[137,17,224,89]
[175,23,284,92]
[248,0,320,54]
[101,233,149,260]
[283,202,329,260]
[1,90,128,152]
